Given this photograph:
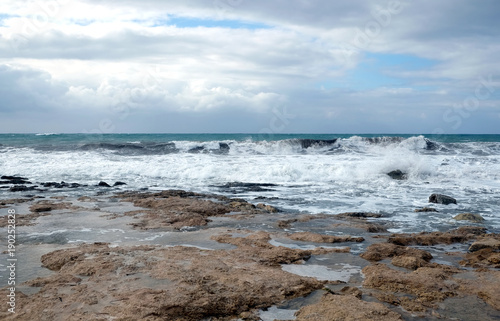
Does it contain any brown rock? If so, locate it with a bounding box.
[0,233,326,321]
[414,207,438,212]
[391,255,430,270]
[453,213,485,222]
[294,293,403,321]
[468,237,500,252]
[336,212,382,218]
[360,243,432,262]
[288,232,364,243]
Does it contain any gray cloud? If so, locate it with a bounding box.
[0,0,499,133]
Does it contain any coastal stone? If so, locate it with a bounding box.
[256,203,279,213]
[460,248,500,268]
[113,181,127,186]
[391,255,430,270]
[468,237,500,252]
[336,212,382,218]
[2,235,326,321]
[97,181,111,187]
[453,213,485,222]
[299,139,337,149]
[429,193,457,205]
[288,232,364,243]
[360,243,433,262]
[116,190,277,230]
[414,207,438,212]
[9,185,36,192]
[294,293,403,321]
[387,170,407,180]
[42,181,82,188]
[387,228,482,246]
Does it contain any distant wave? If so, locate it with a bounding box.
[5,135,500,157]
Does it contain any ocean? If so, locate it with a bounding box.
[1,133,500,234]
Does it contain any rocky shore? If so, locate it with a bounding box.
[0,185,499,320]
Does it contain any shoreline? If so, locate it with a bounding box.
[0,187,499,320]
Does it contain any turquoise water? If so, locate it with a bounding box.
[1,133,500,148]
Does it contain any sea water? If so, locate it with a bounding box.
[1,133,499,234]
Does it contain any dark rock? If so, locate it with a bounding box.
[424,138,438,150]
[219,142,230,150]
[1,175,28,181]
[299,139,337,149]
[1,175,30,185]
[414,207,438,213]
[10,185,37,192]
[113,181,127,186]
[43,181,82,188]
[387,170,407,180]
[429,193,457,205]
[212,182,278,193]
[98,181,111,187]
[188,146,205,153]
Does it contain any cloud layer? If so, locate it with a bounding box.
[1,0,499,133]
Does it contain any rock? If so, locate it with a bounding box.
[9,185,36,192]
[42,181,82,188]
[294,293,403,321]
[1,175,30,184]
[288,232,364,243]
[391,255,430,270]
[453,213,485,222]
[30,205,53,213]
[387,230,475,246]
[336,212,382,218]
[299,139,337,149]
[468,237,500,252]
[256,203,279,213]
[429,193,457,205]
[387,170,407,180]
[97,181,111,187]
[188,146,205,153]
[13,236,326,321]
[414,207,438,212]
[113,181,127,186]
[360,243,433,262]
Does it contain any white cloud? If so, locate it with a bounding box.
[0,0,499,133]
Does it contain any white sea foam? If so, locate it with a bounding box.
[2,136,500,233]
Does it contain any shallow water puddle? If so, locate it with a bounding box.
[281,263,361,282]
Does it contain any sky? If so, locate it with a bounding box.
[0,0,499,134]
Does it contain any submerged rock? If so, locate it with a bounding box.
[415,207,438,213]
[97,181,111,187]
[387,170,407,180]
[429,193,457,205]
[9,185,36,192]
[453,213,485,222]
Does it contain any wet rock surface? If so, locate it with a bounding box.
[429,193,457,205]
[0,189,499,320]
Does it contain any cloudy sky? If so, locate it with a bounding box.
[1,0,499,134]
